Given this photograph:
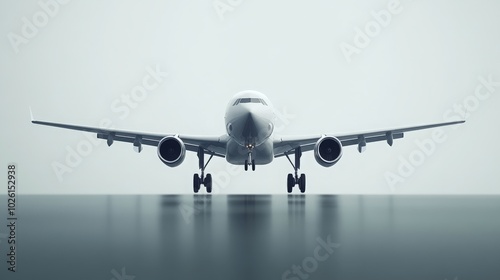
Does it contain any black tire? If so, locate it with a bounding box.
[299,174,306,193]
[244,160,248,171]
[252,160,256,171]
[287,174,294,193]
[205,174,212,193]
[193,174,200,193]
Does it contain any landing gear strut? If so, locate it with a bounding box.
[285,147,306,193]
[244,151,256,171]
[193,147,214,193]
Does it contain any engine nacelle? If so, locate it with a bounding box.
[314,136,343,167]
[157,136,186,167]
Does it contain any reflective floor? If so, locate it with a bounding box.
[1,195,500,279]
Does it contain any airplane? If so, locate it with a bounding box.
[32,90,465,193]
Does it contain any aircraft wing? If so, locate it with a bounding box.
[273,120,465,157]
[31,119,227,157]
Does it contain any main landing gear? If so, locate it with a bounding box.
[285,147,306,193]
[193,147,214,193]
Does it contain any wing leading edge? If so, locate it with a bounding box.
[31,119,227,157]
[273,120,465,157]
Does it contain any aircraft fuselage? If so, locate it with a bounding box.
[224,90,276,165]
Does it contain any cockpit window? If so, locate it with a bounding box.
[232,98,268,106]
[239,98,252,103]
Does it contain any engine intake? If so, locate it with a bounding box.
[157,136,186,167]
[314,136,343,167]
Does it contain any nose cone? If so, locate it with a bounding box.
[242,112,258,139]
[226,102,274,146]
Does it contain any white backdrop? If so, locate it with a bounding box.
[1,0,499,194]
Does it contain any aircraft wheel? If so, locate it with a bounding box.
[193,174,201,193]
[299,174,306,193]
[251,160,256,171]
[205,173,212,193]
[287,174,294,193]
[244,160,248,171]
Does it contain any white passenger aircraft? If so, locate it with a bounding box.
[32,90,464,193]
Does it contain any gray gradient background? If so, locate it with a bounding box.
[1,0,499,194]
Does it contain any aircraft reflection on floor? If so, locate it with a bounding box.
[2,195,499,280]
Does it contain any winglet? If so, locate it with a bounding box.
[29,106,34,122]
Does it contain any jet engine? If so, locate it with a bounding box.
[314,136,343,167]
[157,136,186,167]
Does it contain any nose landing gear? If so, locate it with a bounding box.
[244,143,256,171]
[244,151,256,171]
